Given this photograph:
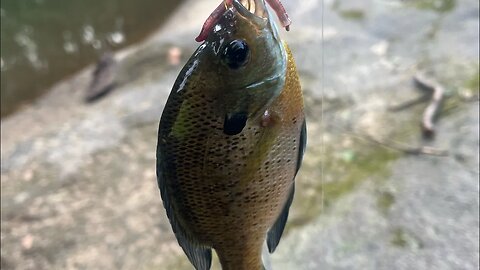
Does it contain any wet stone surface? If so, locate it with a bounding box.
[1,0,478,269]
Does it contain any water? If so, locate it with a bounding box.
[1,0,182,117]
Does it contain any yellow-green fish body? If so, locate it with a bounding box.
[157,1,305,269]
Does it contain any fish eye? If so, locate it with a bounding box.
[221,39,250,69]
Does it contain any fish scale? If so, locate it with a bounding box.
[159,47,303,270]
[157,1,305,269]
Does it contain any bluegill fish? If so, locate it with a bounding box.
[156,0,305,269]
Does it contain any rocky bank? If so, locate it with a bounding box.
[1,0,479,269]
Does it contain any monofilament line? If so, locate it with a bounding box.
[320,0,325,212]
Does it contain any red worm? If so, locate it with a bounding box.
[195,0,291,42]
[195,0,233,42]
[266,0,291,31]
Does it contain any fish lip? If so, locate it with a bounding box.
[232,0,269,28]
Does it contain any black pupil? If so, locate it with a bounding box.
[222,40,249,69]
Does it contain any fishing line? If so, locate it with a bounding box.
[320,0,325,212]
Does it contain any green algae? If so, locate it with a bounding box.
[376,191,396,215]
[465,68,480,94]
[286,141,399,231]
[410,0,456,13]
[338,10,365,21]
[390,228,409,248]
[390,227,424,249]
[321,146,398,206]
[437,66,479,117]
[331,0,366,21]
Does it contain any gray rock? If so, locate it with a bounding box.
[1,0,478,269]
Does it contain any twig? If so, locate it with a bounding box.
[351,132,449,157]
[387,94,430,112]
[413,73,445,139]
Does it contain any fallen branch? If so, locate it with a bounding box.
[351,132,449,157]
[387,94,430,112]
[413,73,445,139]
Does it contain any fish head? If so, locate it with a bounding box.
[199,0,287,134]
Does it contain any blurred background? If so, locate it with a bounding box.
[1,0,478,269]
[1,0,181,117]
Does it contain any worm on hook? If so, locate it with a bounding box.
[195,0,292,42]
[265,0,292,31]
[195,0,233,42]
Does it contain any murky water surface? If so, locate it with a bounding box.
[1,0,182,117]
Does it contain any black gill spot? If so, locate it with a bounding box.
[222,39,250,69]
[223,112,248,135]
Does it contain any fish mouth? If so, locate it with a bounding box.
[233,0,269,28]
[196,0,277,42]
